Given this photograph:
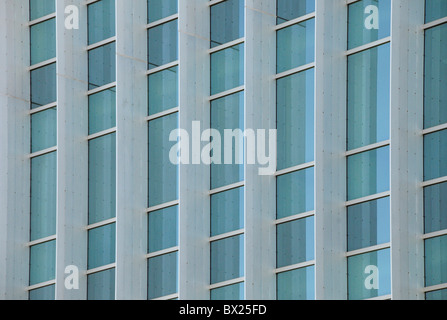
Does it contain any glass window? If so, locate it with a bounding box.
[30,18,56,65]
[424,23,447,129]
[425,235,447,287]
[88,0,115,45]
[277,69,314,170]
[424,182,447,234]
[277,216,314,268]
[87,268,115,300]
[347,43,390,150]
[211,187,244,237]
[277,19,315,73]
[425,0,447,23]
[211,235,244,284]
[210,44,244,95]
[88,133,116,224]
[424,129,447,181]
[29,240,56,286]
[31,63,56,109]
[29,284,55,300]
[148,113,179,207]
[348,197,390,252]
[210,0,244,48]
[148,20,178,69]
[210,92,244,189]
[277,266,315,300]
[31,152,57,241]
[148,0,178,23]
[348,0,391,49]
[88,88,116,135]
[347,146,390,201]
[148,252,178,299]
[88,42,116,90]
[148,66,178,116]
[148,205,178,253]
[277,0,315,24]
[88,223,116,270]
[30,0,55,21]
[347,248,391,300]
[211,282,244,300]
[426,288,447,300]
[31,108,57,153]
[277,168,314,219]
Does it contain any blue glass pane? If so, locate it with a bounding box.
[211,282,244,300]
[148,113,179,207]
[347,43,390,150]
[88,42,116,90]
[347,197,390,251]
[426,288,447,300]
[210,0,244,47]
[277,266,315,300]
[88,223,116,270]
[88,268,115,300]
[347,249,391,300]
[30,18,56,65]
[31,63,56,109]
[148,0,178,23]
[348,0,391,49]
[88,0,115,45]
[277,168,314,219]
[347,146,390,201]
[425,235,447,287]
[211,235,244,284]
[211,187,244,237]
[148,20,178,69]
[88,88,116,135]
[31,108,57,153]
[424,182,447,234]
[277,216,315,268]
[148,66,178,116]
[88,133,116,224]
[148,205,178,253]
[277,0,315,24]
[211,44,244,95]
[425,0,447,23]
[30,0,55,21]
[31,152,57,241]
[424,129,447,181]
[29,285,55,300]
[29,240,56,286]
[277,69,314,170]
[277,19,315,73]
[148,252,178,299]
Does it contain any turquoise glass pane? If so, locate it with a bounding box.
[211,187,244,237]
[425,235,447,287]
[29,285,55,300]
[347,249,391,300]
[277,0,315,24]
[30,18,56,65]
[88,0,115,45]
[148,0,178,23]
[277,216,314,268]
[348,0,391,49]
[148,20,178,69]
[31,152,57,241]
[211,282,244,300]
[277,69,314,170]
[148,113,179,207]
[211,235,244,284]
[424,23,447,129]
[148,252,178,299]
[88,223,116,269]
[348,197,390,251]
[211,44,244,95]
[30,0,55,21]
[31,63,56,109]
[148,66,178,116]
[31,108,57,153]
[88,88,116,135]
[88,268,115,300]
[425,0,447,23]
[424,129,447,181]
[88,42,116,90]
[424,182,447,234]
[277,19,315,73]
[88,133,116,224]
[347,146,390,201]
[426,288,447,300]
[148,205,178,253]
[210,92,244,189]
[29,240,56,286]
[277,168,314,219]
[277,266,315,300]
[347,43,390,150]
[210,0,244,48]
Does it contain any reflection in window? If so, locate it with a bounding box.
[31,63,57,109]
[29,240,56,286]
[87,268,115,300]
[210,44,244,95]
[88,0,115,45]
[148,206,178,253]
[211,188,244,237]
[276,0,315,24]
[424,182,447,234]
[88,88,116,135]
[425,0,447,23]
[211,235,244,285]
[148,252,178,299]
[30,0,55,21]
[148,0,178,23]
[148,20,178,69]
[30,18,56,65]
[277,266,315,300]
[29,285,55,300]
[31,108,57,153]
[424,129,447,182]
[210,0,244,48]
[211,282,244,300]
[88,42,116,90]
[88,223,116,270]
[148,67,178,115]
[425,235,447,287]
